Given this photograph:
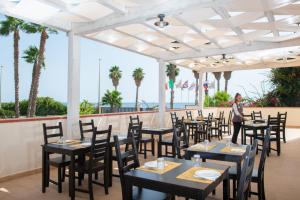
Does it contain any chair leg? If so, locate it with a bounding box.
[58,167,62,193]
[283,129,286,143]
[88,173,94,200]
[262,179,266,200]
[104,167,109,195]
[258,180,263,200]
[277,136,281,156]
[144,142,147,159]
[233,179,237,198]
[45,163,50,187]
[62,166,66,182]
[151,138,155,156]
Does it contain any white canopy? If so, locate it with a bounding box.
[1,0,300,72]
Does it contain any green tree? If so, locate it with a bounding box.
[193,70,199,105]
[102,90,122,112]
[109,65,122,91]
[223,71,232,92]
[22,46,45,117]
[0,16,25,117]
[269,67,300,106]
[132,67,145,110]
[80,100,96,115]
[22,23,57,117]
[213,72,222,91]
[166,63,179,109]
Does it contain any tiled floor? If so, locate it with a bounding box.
[1,128,300,200]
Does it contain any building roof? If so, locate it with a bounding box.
[1,0,300,71]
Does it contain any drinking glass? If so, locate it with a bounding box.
[84,137,91,143]
[191,154,201,167]
[226,139,232,147]
[58,136,64,144]
[157,157,165,170]
[204,139,209,151]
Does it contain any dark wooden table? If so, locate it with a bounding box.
[241,120,268,144]
[141,127,173,157]
[124,157,230,200]
[185,142,248,198]
[42,136,126,200]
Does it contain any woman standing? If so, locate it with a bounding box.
[231,93,244,143]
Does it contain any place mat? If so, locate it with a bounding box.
[176,166,223,184]
[196,116,204,121]
[189,143,216,151]
[137,161,181,174]
[183,119,192,123]
[220,146,246,154]
[52,140,81,145]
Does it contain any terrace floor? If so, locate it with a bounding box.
[1,128,300,200]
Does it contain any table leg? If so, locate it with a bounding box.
[108,146,113,187]
[234,161,241,199]
[42,146,46,193]
[158,134,162,157]
[124,178,133,200]
[223,173,230,200]
[69,153,75,200]
[151,134,155,156]
[241,126,244,144]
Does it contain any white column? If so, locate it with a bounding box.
[198,71,204,110]
[67,31,81,139]
[158,59,166,128]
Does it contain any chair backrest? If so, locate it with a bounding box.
[114,135,140,199]
[217,111,225,126]
[198,109,203,117]
[79,119,95,140]
[174,122,189,158]
[186,110,193,120]
[228,110,232,124]
[129,115,140,126]
[258,129,270,180]
[278,112,287,127]
[128,122,143,147]
[267,114,280,133]
[252,111,262,120]
[237,141,257,200]
[170,112,179,128]
[243,114,252,121]
[42,122,63,144]
[88,125,112,168]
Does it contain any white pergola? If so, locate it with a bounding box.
[1,0,300,136]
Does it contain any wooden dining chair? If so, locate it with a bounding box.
[278,112,287,143]
[186,110,197,139]
[229,140,258,198]
[198,109,203,117]
[75,125,112,199]
[211,111,224,140]
[79,119,95,139]
[170,112,178,128]
[113,135,172,200]
[42,122,70,193]
[249,129,270,200]
[221,110,232,136]
[174,122,189,159]
[252,111,263,120]
[194,113,213,143]
[265,115,280,156]
[130,116,155,158]
[236,144,256,200]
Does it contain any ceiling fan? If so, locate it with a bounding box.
[214,54,234,64]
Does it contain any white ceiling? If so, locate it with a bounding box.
[1,0,300,72]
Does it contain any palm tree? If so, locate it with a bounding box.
[102,90,122,112]
[22,46,45,117]
[166,63,179,109]
[223,71,232,92]
[213,72,222,91]
[0,16,25,117]
[132,68,145,110]
[193,70,199,105]
[23,23,57,117]
[109,65,122,91]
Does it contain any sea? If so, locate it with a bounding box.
[91,102,195,109]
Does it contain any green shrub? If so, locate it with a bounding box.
[35,97,67,116]
[80,100,96,115]
[0,109,15,118]
[204,91,231,107]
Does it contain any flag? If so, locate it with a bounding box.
[165,82,168,90]
[181,80,189,89]
[189,82,196,91]
[175,80,182,88]
[168,80,174,89]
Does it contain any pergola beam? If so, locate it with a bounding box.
[165,37,300,61]
[73,0,220,35]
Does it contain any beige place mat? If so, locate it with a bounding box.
[137,161,182,175]
[196,116,204,121]
[189,143,216,151]
[176,166,223,184]
[52,140,81,145]
[220,146,246,154]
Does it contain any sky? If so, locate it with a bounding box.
[0,16,272,104]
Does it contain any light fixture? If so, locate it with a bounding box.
[154,14,169,28]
